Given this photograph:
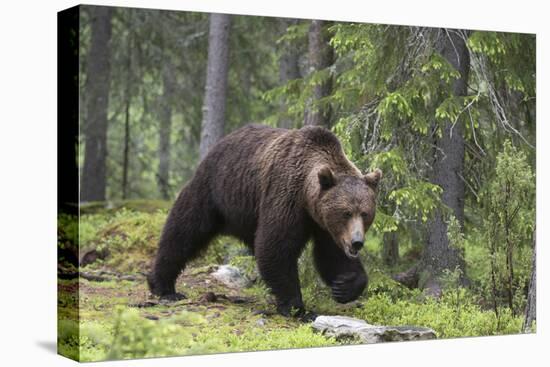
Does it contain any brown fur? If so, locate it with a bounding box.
[147,124,381,317]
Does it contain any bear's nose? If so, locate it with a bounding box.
[351,240,364,251]
[351,231,364,251]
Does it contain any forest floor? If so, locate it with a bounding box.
[57,201,528,362]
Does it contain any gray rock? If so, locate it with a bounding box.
[256,318,267,327]
[312,315,436,343]
[211,265,251,289]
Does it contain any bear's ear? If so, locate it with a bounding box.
[364,169,382,189]
[318,166,336,190]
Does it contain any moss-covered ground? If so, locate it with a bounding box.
[57,201,527,362]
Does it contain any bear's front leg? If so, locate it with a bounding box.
[313,229,368,304]
[256,249,306,317]
[254,222,315,321]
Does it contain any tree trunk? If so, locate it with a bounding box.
[199,13,231,160]
[523,229,536,332]
[121,22,132,200]
[278,18,301,129]
[382,231,399,267]
[122,95,130,199]
[422,29,470,296]
[304,20,333,128]
[81,6,113,202]
[158,61,175,200]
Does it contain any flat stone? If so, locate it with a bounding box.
[312,315,436,343]
[211,265,251,289]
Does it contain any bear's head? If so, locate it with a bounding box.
[315,167,382,259]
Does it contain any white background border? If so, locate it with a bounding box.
[0,0,546,366]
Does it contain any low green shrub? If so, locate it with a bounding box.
[354,291,523,338]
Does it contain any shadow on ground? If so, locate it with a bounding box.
[36,340,57,355]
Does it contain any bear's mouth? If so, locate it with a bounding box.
[344,245,360,259]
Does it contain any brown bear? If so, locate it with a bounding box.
[147,124,381,319]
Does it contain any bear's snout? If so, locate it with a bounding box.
[342,217,365,258]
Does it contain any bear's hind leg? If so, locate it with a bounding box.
[147,190,218,299]
[313,229,368,304]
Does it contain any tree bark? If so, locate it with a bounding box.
[422,29,470,296]
[157,61,175,200]
[278,18,301,129]
[304,20,333,128]
[523,229,536,332]
[382,231,399,267]
[81,6,113,202]
[122,94,130,200]
[122,20,132,200]
[199,13,231,160]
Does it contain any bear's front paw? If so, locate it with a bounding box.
[276,298,307,318]
[277,304,317,322]
[159,292,187,302]
[277,304,303,317]
[331,272,367,304]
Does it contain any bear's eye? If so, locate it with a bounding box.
[343,211,352,219]
[360,212,369,219]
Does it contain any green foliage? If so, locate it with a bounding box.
[479,140,535,316]
[107,307,205,360]
[297,245,332,308]
[367,267,420,300]
[468,32,535,97]
[388,180,443,223]
[58,319,80,360]
[229,255,258,280]
[366,148,443,233]
[485,141,535,234]
[75,208,165,273]
[226,16,280,130]
[320,26,460,244]
[355,292,523,338]
[440,266,466,324]
[95,209,166,270]
[58,214,79,250]
[199,325,336,352]
[77,205,253,273]
[447,216,465,253]
[468,32,506,59]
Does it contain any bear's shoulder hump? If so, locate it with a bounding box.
[299,126,341,149]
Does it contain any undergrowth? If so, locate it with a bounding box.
[57,204,529,361]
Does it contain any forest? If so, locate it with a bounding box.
[58,5,536,362]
